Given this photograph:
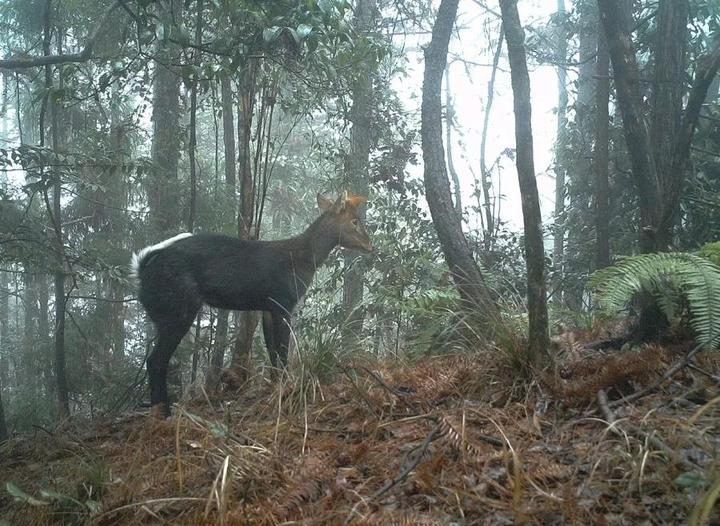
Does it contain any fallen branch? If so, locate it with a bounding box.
[608,343,703,408]
[344,424,440,524]
[597,389,700,472]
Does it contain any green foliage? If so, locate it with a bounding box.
[6,482,101,516]
[590,252,720,347]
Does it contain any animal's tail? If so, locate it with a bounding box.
[130,233,193,283]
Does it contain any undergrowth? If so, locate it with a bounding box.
[2,333,719,525]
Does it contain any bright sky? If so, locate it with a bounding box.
[394,0,563,232]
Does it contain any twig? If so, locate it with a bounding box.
[373,424,440,499]
[608,343,703,408]
[687,361,720,384]
[344,424,440,524]
[597,389,700,472]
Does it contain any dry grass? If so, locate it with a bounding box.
[1,344,719,525]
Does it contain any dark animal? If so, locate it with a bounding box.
[132,193,372,416]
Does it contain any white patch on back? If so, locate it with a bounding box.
[130,233,193,281]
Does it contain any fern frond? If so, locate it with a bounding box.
[590,253,720,347]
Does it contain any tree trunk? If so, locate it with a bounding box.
[221,76,236,187]
[41,1,69,418]
[594,28,611,270]
[207,74,237,388]
[342,0,377,347]
[598,0,720,338]
[421,0,495,317]
[229,64,259,373]
[148,0,183,238]
[0,270,8,441]
[187,0,203,232]
[479,24,504,246]
[444,66,462,219]
[237,65,256,240]
[499,0,550,364]
[0,271,9,388]
[552,0,568,303]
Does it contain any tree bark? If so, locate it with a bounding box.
[221,76,236,187]
[594,28,610,270]
[564,0,597,309]
[499,0,550,363]
[148,0,183,238]
[422,0,495,317]
[552,0,568,302]
[187,0,203,232]
[0,271,9,388]
[444,66,462,219]
[41,0,69,418]
[342,0,377,346]
[208,73,236,389]
[479,24,504,246]
[0,270,8,441]
[598,0,720,338]
[229,63,260,373]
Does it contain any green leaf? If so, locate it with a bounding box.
[297,23,313,38]
[6,483,49,507]
[155,22,165,41]
[39,489,84,508]
[675,472,709,489]
[262,26,282,43]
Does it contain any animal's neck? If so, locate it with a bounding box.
[295,214,338,270]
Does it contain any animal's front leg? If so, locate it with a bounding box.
[272,311,292,368]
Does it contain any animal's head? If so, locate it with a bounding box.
[317,191,373,253]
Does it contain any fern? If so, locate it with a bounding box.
[590,252,720,347]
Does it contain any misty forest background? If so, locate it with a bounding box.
[1,0,720,441]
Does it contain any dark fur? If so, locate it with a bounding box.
[135,196,371,415]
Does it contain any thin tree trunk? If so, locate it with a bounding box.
[594,28,611,270]
[22,271,38,398]
[148,0,183,238]
[342,0,376,346]
[0,270,8,441]
[207,74,237,388]
[421,0,496,318]
[444,65,462,219]
[480,24,503,245]
[237,65,256,240]
[221,76,236,187]
[229,64,259,372]
[552,0,567,302]
[0,272,10,387]
[499,0,550,364]
[41,0,69,418]
[187,0,203,232]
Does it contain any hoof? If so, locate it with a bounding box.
[150,403,169,419]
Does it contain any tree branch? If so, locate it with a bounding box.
[667,40,720,211]
[0,2,119,71]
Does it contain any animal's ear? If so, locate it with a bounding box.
[345,195,367,209]
[317,193,334,212]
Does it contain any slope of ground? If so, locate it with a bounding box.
[1,345,719,525]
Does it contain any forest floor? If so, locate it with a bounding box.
[2,338,720,525]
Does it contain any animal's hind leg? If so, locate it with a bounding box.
[147,309,198,417]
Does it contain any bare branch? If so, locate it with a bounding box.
[0,2,119,71]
